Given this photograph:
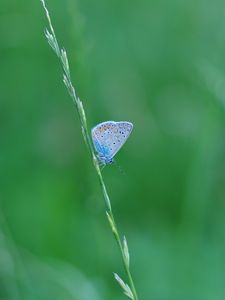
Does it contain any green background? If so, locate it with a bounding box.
[1,0,225,299]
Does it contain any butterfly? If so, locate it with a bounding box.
[91,121,133,165]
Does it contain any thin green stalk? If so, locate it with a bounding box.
[40,1,139,299]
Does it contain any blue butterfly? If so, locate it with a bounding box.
[91,121,133,165]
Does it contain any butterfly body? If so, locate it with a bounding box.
[91,121,133,165]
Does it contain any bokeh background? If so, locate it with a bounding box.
[1,0,225,299]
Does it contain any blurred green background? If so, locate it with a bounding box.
[1,0,225,299]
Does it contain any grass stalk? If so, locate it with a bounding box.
[40,1,139,299]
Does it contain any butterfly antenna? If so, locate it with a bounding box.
[114,160,126,176]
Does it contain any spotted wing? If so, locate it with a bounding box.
[91,121,133,159]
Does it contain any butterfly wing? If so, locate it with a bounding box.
[92,121,133,161]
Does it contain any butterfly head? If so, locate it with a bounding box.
[103,156,114,165]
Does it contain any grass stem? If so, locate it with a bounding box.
[40,1,139,299]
